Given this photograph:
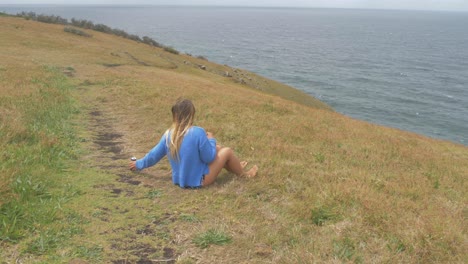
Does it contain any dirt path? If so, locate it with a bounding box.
[74,83,182,263]
[88,108,142,186]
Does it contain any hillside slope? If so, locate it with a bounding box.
[1,16,466,263]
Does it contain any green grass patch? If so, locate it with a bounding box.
[314,152,325,163]
[387,235,407,254]
[193,229,232,248]
[424,170,441,189]
[333,237,361,263]
[25,229,63,255]
[311,204,339,226]
[180,214,199,222]
[0,65,83,256]
[72,245,103,261]
[146,189,163,199]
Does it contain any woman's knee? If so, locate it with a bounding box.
[219,147,233,157]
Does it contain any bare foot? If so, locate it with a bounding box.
[245,165,258,178]
[240,161,248,169]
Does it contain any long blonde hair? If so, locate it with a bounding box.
[167,98,195,160]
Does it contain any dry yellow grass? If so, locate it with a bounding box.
[1,15,467,263]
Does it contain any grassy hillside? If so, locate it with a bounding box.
[1,16,466,263]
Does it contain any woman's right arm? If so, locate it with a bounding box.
[199,129,217,164]
[134,134,167,170]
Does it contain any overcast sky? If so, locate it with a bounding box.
[1,0,468,12]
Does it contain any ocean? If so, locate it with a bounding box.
[2,5,467,145]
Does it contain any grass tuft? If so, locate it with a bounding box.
[311,205,339,226]
[314,152,325,163]
[333,237,360,262]
[193,229,232,248]
[25,229,61,255]
[72,245,103,261]
[387,235,407,254]
[180,214,199,222]
[146,189,163,199]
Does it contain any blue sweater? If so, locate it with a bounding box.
[135,126,217,188]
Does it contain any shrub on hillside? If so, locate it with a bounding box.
[93,23,113,34]
[127,34,142,42]
[163,46,180,55]
[70,18,95,29]
[37,14,67,24]
[17,11,37,20]
[64,26,92,38]
[17,12,67,24]
[109,28,128,38]
[142,36,162,48]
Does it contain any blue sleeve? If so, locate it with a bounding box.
[136,134,167,170]
[198,129,217,164]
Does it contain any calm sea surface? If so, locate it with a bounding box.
[2,5,467,145]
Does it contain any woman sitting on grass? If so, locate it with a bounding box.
[129,98,258,188]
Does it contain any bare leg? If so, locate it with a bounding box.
[218,145,247,170]
[202,147,258,186]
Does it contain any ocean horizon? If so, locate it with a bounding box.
[2,5,467,145]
